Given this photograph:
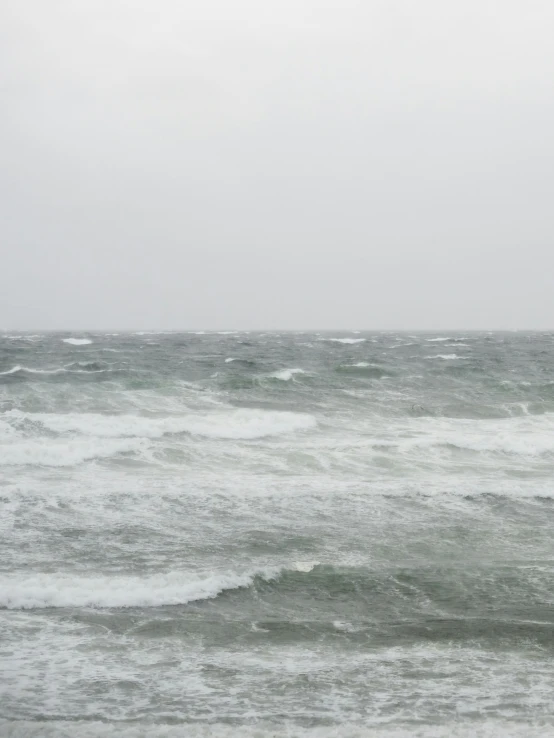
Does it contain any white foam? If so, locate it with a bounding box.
[0,365,23,375]
[0,437,147,467]
[62,338,92,346]
[133,331,173,335]
[4,408,317,442]
[1,363,112,376]
[326,338,366,344]
[426,354,459,360]
[333,620,357,633]
[293,560,319,573]
[0,566,282,609]
[361,414,554,458]
[224,357,236,363]
[0,418,17,440]
[271,368,306,381]
[426,337,451,342]
[1,365,67,376]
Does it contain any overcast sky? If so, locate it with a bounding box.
[1,0,553,330]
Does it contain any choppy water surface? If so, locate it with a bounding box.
[1,331,554,737]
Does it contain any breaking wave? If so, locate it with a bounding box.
[0,563,319,610]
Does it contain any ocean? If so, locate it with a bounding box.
[1,331,554,737]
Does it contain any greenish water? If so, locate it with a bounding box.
[1,331,554,737]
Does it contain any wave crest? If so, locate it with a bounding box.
[0,565,316,609]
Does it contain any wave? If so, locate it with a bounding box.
[270,368,306,381]
[0,365,25,376]
[62,338,92,346]
[0,362,115,380]
[426,354,459,360]
[3,561,547,617]
[133,331,173,336]
[0,564,319,609]
[224,358,256,366]
[337,363,391,378]
[3,408,317,442]
[325,338,366,345]
[367,415,554,457]
[0,437,147,467]
[426,337,451,342]
[64,361,111,373]
[0,365,67,378]
[1,334,43,341]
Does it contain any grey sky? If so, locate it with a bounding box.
[1,0,553,330]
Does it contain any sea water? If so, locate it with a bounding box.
[1,331,554,736]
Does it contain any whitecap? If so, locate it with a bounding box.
[0,365,66,376]
[270,368,306,381]
[326,338,366,344]
[0,365,23,376]
[0,566,284,609]
[224,357,236,363]
[333,620,358,633]
[293,560,319,573]
[426,337,451,342]
[426,354,459,360]
[62,338,92,346]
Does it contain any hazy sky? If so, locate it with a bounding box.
[2,0,553,330]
